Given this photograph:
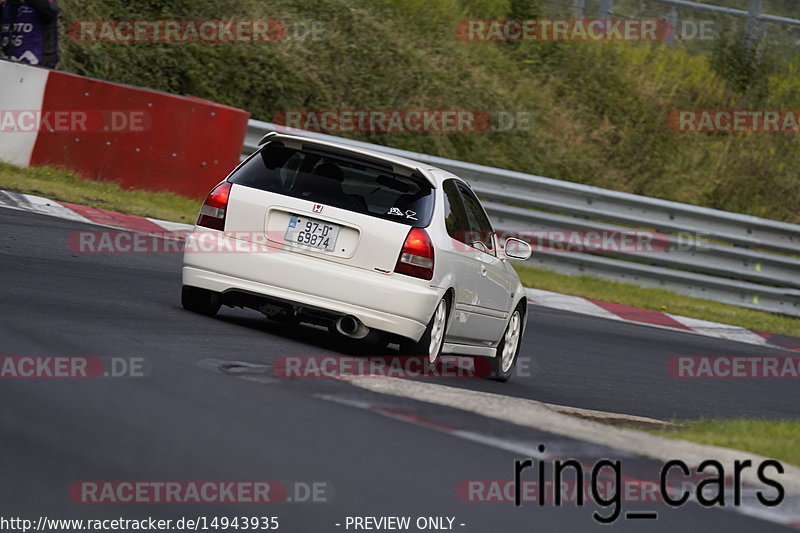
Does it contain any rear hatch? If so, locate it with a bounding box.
[223,139,435,274]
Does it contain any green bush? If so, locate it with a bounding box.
[56,0,800,223]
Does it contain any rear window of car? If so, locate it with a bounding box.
[229,141,434,227]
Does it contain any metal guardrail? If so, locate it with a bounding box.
[243,120,800,317]
[576,0,800,45]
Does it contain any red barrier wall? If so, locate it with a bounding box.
[30,70,249,198]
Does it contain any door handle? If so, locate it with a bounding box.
[480,265,487,276]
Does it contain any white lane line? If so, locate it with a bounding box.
[316,393,552,456]
[666,314,770,346]
[338,376,800,497]
[526,288,621,321]
[318,387,800,527]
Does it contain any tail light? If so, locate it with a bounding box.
[394,228,434,280]
[197,182,232,231]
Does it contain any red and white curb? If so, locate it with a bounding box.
[1,189,798,352]
[526,288,800,352]
[0,190,192,233]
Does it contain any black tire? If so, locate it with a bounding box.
[399,297,449,364]
[181,285,221,316]
[488,308,523,382]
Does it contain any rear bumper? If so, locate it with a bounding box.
[182,230,443,340]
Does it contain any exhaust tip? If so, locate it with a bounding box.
[335,315,369,339]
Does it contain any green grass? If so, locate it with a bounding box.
[0,162,200,224]
[654,419,800,466]
[515,264,800,337]
[55,0,800,224]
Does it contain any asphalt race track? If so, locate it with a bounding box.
[2,208,798,532]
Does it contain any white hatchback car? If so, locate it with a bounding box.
[182,132,532,380]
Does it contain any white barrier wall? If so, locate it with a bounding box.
[0,60,50,166]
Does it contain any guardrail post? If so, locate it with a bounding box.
[573,0,585,18]
[746,0,763,44]
[599,0,613,20]
[666,7,678,45]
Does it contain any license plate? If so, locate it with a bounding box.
[286,215,340,251]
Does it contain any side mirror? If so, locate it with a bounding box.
[504,237,532,261]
